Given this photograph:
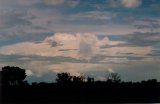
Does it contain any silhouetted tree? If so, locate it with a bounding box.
[106,73,121,83]
[56,72,72,83]
[72,76,85,83]
[0,66,26,85]
[87,77,94,83]
[32,82,38,86]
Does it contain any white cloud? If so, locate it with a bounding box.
[0,42,59,57]
[77,33,99,59]
[44,33,77,44]
[44,33,100,59]
[16,60,117,79]
[26,70,33,76]
[97,37,126,46]
[18,57,31,61]
[108,68,115,73]
[121,0,142,8]
[26,61,52,77]
[0,32,153,60]
[48,62,108,73]
[44,33,126,60]
[107,0,142,8]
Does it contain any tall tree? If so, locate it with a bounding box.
[0,66,26,85]
[87,77,94,83]
[72,76,85,83]
[106,73,121,83]
[56,72,72,83]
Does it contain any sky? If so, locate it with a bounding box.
[0,0,160,83]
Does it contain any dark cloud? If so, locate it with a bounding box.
[123,32,160,46]
[135,23,160,31]
[0,9,32,29]
[134,18,160,31]
[58,49,77,51]
[0,32,53,47]
[46,41,63,47]
[89,54,146,64]
[0,54,88,64]
[139,18,158,23]
[99,44,128,48]
[147,50,160,56]
[126,56,144,60]
[0,9,47,40]
[66,11,116,25]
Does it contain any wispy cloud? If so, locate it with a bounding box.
[69,11,116,21]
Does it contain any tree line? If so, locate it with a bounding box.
[0,66,121,86]
[1,66,160,103]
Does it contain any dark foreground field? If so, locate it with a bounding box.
[1,80,160,103]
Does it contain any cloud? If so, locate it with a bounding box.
[0,7,53,40]
[26,70,33,76]
[68,11,116,24]
[0,9,31,29]
[42,33,128,59]
[134,18,160,31]
[98,37,126,47]
[108,68,115,73]
[100,46,153,56]
[44,33,76,47]
[0,32,154,74]
[67,0,80,7]
[0,42,59,57]
[0,4,148,40]
[107,0,121,8]
[21,60,115,78]
[121,0,142,8]
[0,32,154,60]
[123,32,160,46]
[42,0,64,5]
[99,57,129,64]
[48,62,110,74]
[16,0,38,5]
[0,33,80,58]
[22,61,54,77]
[44,33,77,44]
[77,33,99,59]
[107,0,142,8]
[26,71,57,83]
[44,33,99,59]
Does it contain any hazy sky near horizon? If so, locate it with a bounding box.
[0,0,160,82]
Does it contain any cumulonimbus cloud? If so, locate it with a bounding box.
[0,32,152,60]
